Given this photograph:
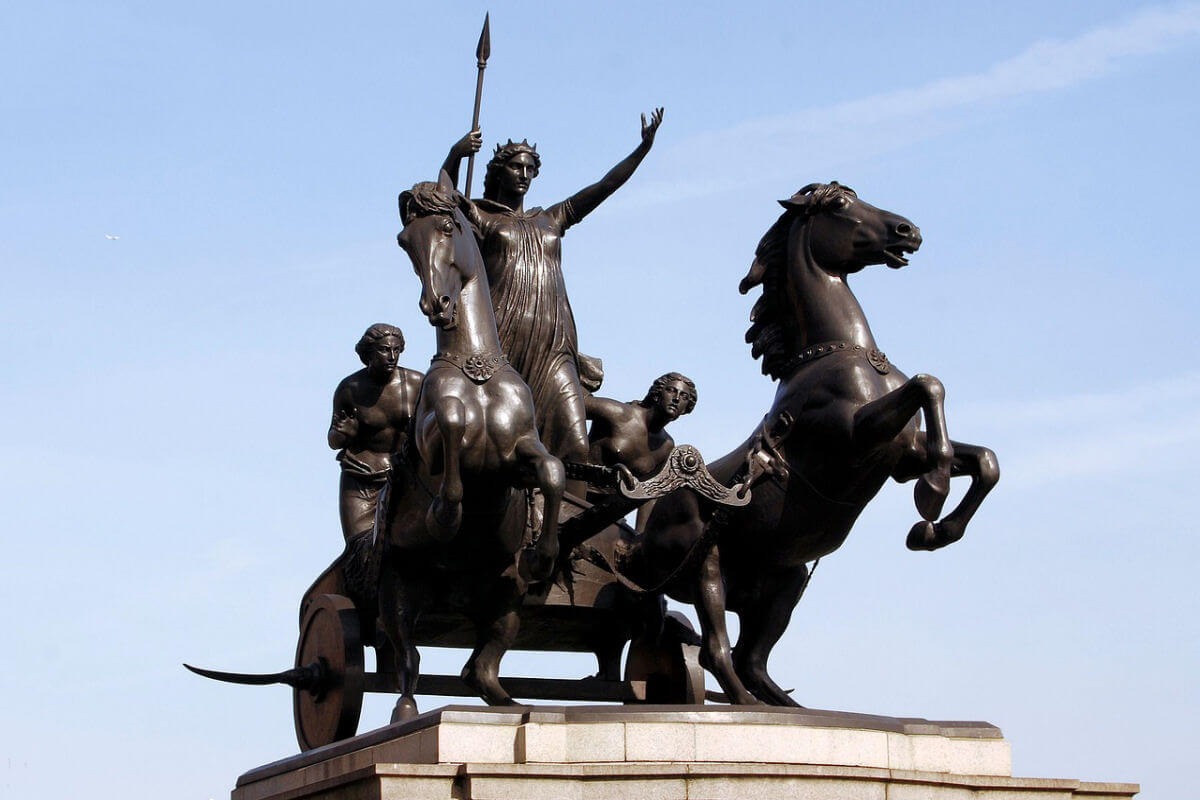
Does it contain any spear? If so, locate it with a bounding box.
[464,13,491,197]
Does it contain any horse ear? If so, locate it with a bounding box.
[398,190,413,225]
[438,169,455,193]
[779,183,823,211]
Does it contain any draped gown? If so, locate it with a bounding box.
[470,197,590,464]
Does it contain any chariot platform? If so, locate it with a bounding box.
[232,704,1138,800]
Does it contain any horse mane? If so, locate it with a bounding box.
[739,182,856,380]
[399,181,460,225]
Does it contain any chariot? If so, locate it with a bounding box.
[188,448,748,752]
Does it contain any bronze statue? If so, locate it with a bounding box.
[327,324,423,543]
[586,372,697,530]
[186,22,1000,749]
[397,174,564,570]
[627,183,999,706]
[364,173,568,718]
[440,109,664,488]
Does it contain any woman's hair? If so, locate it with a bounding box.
[355,323,405,365]
[640,372,698,414]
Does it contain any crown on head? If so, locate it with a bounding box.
[493,138,537,156]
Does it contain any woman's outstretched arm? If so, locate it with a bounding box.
[559,108,663,224]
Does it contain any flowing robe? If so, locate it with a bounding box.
[470,198,589,461]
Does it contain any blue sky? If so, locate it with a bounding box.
[2,2,1197,798]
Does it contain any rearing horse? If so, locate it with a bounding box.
[397,173,565,574]
[632,182,999,706]
[379,174,565,716]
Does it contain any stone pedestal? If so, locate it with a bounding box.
[233,705,1138,800]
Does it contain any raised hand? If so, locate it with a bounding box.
[332,408,359,438]
[451,128,483,160]
[640,107,664,146]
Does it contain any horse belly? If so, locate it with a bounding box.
[728,480,867,568]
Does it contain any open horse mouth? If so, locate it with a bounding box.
[431,312,457,330]
[883,243,917,268]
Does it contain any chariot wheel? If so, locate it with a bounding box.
[624,610,706,704]
[293,593,364,751]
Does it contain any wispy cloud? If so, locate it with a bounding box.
[623,3,1200,207]
[957,372,1200,488]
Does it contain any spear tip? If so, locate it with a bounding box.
[476,13,491,63]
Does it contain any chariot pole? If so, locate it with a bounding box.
[463,13,490,197]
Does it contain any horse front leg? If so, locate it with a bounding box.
[899,439,1000,551]
[853,373,953,521]
[513,436,565,582]
[695,543,759,705]
[733,565,809,707]
[427,395,466,540]
[461,572,522,706]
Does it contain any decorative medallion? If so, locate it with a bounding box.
[867,348,890,374]
[434,351,508,384]
[619,445,750,507]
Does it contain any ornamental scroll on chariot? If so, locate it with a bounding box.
[186,16,996,753]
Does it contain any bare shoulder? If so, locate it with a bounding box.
[333,369,368,401]
[586,395,635,421]
[401,367,425,392]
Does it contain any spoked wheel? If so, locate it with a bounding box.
[624,610,705,704]
[293,593,365,751]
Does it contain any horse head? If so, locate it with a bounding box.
[781,182,921,276]
[398,172,479,330]
[740,182,924,379]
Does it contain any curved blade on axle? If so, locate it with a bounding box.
[183,662,321,690]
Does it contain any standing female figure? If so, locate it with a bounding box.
[328,323,423,542]
[441,109,664,480]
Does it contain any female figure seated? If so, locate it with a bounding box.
[585,372,697,530]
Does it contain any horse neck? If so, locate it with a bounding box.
[435,240,503,357]
[786,227,878,350]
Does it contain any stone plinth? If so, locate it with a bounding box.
[233,705,1138,800]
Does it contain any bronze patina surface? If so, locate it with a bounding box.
[187,19,997,754]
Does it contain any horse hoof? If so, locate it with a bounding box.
[731,691,765,705]
[391,696,419,724]
[914,470,950,521]
[906,520,938,551]
[462,666,515,706]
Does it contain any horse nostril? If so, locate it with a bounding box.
[439,295,451,307]
[896,223,912,236]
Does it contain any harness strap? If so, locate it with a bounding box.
[780,340,892,378]
[431,350,508,383]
